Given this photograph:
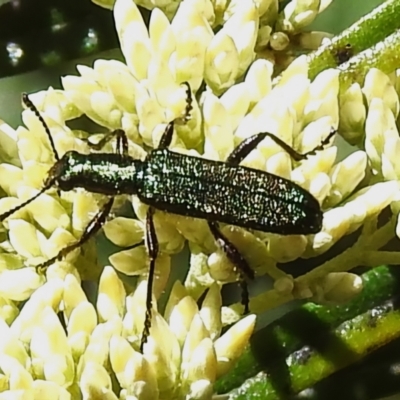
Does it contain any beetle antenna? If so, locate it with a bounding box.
[22,93,60,162]
[0,184,52,221]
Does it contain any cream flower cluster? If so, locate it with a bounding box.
[0,267,254,399]
[93,0,333,57]
[0,0,399,397]
[0,0,398,321]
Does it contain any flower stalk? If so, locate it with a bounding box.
[227,215,398,319]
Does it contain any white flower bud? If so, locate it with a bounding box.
[136,94,165,147]
[339,83,366,143]
[110,335,158,399]
[199,283,222,340]
[0,295,18,325]
[203,92,234,160]
[80,362,118,400]
[279,74,311,119]
[144,313,180,393]
[67,302,97,337]
[382,136,400,180]
[153,213,185,254]
[270,32,290,51]
[169,296,199,346]
[274,275,294,295]
[214,314,255,377]
[187,379,214,400]
[184,339,216,399]
[279,55,309,85]
[221,1,258,74]
[0,268,44,302]
[313,207,351,253]
[268,235,307,262]
[0,121,17,163]
[205,32,239,93]
[265,152,291,180]
[42,228,77,262]
[349,181,398,223]
[0,319,30,370]
[30,87,82,121]
[363,68,399,117]
[99,61,139,114]
[279,0,321,31]
[365,98,398,176]
[208,251,236,283]
[19,111,55,163]
[30,307,74,386]
[123,282,150,343]
[33,380,71,399]
[325,151,367,207]
[256,25,272,50]
[0,357,33,394]
[62,76,115,128]
[171,1,213,86]
[0,164,22,197]
[149,8,175,59]
[97,267,126,322]
[21,189,70,234]
[244,59,273,105]
[304,69,339,124]
[311,272,363,305]
[114,0,151,81]
[104,217,144,247]
[220,83,251,132]
[182,315,210,373]
[109,245,148,276]
[184,251,215,301]
[298,31,333,50]
[163,281,189,320]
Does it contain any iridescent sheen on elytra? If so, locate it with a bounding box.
[50,148,322,235]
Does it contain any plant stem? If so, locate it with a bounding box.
[217,284,400,398]
[308,0,400,80]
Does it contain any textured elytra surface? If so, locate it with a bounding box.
[139,150,322,234]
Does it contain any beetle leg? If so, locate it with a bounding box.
[208,221,254,314]
[174,82,193,125]
[85,129,129,156]
[260,128,336,161]
[36,198,114,273]
[140,207,158,352]
[227,128,336,165]
[157,121,175,149]
[227,133,270,165]
[158,82,193,149]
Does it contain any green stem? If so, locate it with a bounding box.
[216,265,400,394]
[338,29,400,90]
[221,296,400,398]
[307,0,400,80]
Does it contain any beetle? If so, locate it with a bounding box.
[0,84,335,350]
